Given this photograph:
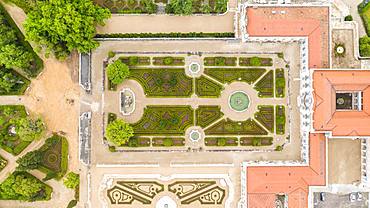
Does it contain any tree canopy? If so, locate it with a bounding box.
[11,117,45,141]
[16,150,43,171]
[63,172,80,189]
[0,172,45,201]
[360,36,370,57]
[107,60,130,85]
[106,119,134,146]
[24,0,111,59]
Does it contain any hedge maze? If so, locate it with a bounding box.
[204,68,266,84]
[254,70,274,97]
[254,105,274,133]
[129,68,193,97]
[204,118,268,135]
[195,76,224,97]
[195,105,224,128]
[132,106,194,136]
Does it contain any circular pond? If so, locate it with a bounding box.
[229,91,250,112]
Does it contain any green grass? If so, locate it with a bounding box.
[276,105,286,135]
[0,105,31,155]
[254,105,274,133]
[275,69,285,98]
[204,137,238,146]
[195,105,224,128]
[204,68,266,84]
[204,118,268,135]
[254,70,274,98]
[195,76,224,98]
[204,57,237,66]
[132,106,194,136]
[38,135,68,180]
[0,68,30,95]
[129,68,193,97]
[0,4,43,78]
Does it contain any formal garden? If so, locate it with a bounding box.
[103,54,288,151]
[95,0,228,14]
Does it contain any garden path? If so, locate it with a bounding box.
[0,3,81,207]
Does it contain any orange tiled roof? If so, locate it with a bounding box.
[313,70,370,136]
[246,6,329,68]
[247,134,326,208]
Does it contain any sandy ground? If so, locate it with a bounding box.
[328,138,361,184]
[0,2,81,207]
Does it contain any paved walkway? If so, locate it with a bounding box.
[0,96,24,105]
[97,12,236,34]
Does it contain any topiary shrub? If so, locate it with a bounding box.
[275,145,283,151]
[252,138,262,146]
[128,137,138,147]
[249,57,262,66]
[108,51,115,59]
[217,138,227,146]
[128,56,139,65]
[163,57,174,65]
[163,138,173,147]
[344,15,353,21]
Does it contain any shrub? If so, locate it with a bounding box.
[163,57,174,65]
[106,119,134,146]
[67,200,78,208]
[252,138,262,146]
[108,145,116,152]
[360,36,370,57]
[275,145,283,151]
[95,32,235,38]
[344,15,353,21]
[108,51,115,59]
[163,138,173,147]
[249,57,262,66]
[11,117,45,142]
[217,138,227,146]
[107,60,130,85]
[128,137,138,147]
[16,150,43,171]
[128,56,139,65]
[63,172,79,189]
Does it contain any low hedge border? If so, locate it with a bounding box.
[95,32,235,39]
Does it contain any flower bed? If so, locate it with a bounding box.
[240,137,273,146]
[239,57,273,67]
[152,137,185,147]
[153,57,185,66]
[204,57,237,66]
[204,137,238,146]
[119,56,151,66]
